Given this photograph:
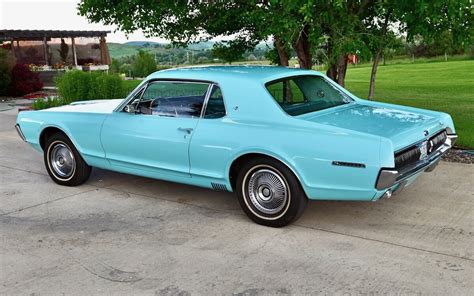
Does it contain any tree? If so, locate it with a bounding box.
[110,58,121,74]
[78,0,471,89]
[361,1,398,100]
[132,50,157,78]
[362,0,472,100]
[211,41,246,64]
[119,63,132,77]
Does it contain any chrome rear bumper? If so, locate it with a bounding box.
[14,124,27,142]
[375,134,457,190]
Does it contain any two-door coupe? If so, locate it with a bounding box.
[16,66,457,227]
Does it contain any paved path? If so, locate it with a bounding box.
[1,109,473,295]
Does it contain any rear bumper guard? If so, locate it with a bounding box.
[375,134,457,190]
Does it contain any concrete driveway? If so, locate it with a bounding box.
[1,109,473,295]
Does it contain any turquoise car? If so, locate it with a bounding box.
[16,66,457,227]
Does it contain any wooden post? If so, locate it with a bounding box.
[10,39,16,57]
[71,37,78,66]
[99,36,111,65]
[43,37,49,66]
[100,36,105,64]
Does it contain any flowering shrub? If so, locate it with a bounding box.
[10,64,43,96]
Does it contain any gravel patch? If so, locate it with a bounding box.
[442,149,474,164]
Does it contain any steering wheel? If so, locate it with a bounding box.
[151,97,178,117]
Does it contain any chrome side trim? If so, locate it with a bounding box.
[332,161,366,168]
[375,134,456,190]
[199,83,215,118]
[15,124,26,142]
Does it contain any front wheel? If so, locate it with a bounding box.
[236,157,308,227]
[44,132,91,186]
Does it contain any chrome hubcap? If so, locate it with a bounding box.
[50,143,75,178]
[247,169,288,215]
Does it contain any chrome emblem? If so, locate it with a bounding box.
[419,141,429,160]
[423,130,429,137]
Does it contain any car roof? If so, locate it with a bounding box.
[147,65,321,84]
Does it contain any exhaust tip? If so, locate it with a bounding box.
[383,189,392,199]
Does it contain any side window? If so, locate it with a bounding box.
[137,81,209,118]
[267,81,284,103]
[266,80,305,104]
[204,85,226,119]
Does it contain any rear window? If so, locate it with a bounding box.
[266,75,353,116]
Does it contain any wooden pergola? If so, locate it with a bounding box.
[0,29,111,66]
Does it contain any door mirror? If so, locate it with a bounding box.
[124,105,136,114]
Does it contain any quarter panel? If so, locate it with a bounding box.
[190,116,383,200]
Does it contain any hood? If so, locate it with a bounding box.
[302,103,446,151]
[43,99,124,114]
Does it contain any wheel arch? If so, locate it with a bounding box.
[228,151,308,197]
[39,126,69,150]
[39,125,85,155]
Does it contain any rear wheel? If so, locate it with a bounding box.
[236,157,308,227]
[44,132,91,186]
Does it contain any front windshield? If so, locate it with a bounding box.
[266,75,353,116]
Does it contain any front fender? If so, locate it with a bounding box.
[16,110,109,168]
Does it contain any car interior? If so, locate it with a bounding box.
[124,82,226,119]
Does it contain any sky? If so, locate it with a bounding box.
[0,0,170,43]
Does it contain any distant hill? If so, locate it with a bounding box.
[109,40,272,59]
[108,41,215,59]
[187,41,215,50]
[124,41,168,47]
[107,40,272,62]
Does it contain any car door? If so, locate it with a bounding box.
[101,80,211,178]
[189,84,233,180]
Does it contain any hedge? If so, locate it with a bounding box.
[55,70,127,103]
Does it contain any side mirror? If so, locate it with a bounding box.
[124,105,136,114]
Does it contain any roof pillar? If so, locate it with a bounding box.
[71,37,78,66]
[42,36,49,66]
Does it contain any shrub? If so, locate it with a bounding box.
[10,64,43,96]
[55,70,126,103]
[0,63,10,96]
[0,48,16,96]
[31,97,67,110]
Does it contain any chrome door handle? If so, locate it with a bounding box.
[178,127,193,134]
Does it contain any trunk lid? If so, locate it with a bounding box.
[301,103,445,151]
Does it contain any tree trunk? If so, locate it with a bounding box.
[283,81,294,103]
[274,36,289,67]
[336,54,348,87]
[326,63,337,81]
[367,8,392,100]
[294,25,312,69]
[368,50,382,100]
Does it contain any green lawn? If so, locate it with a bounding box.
[345,60,474,148]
